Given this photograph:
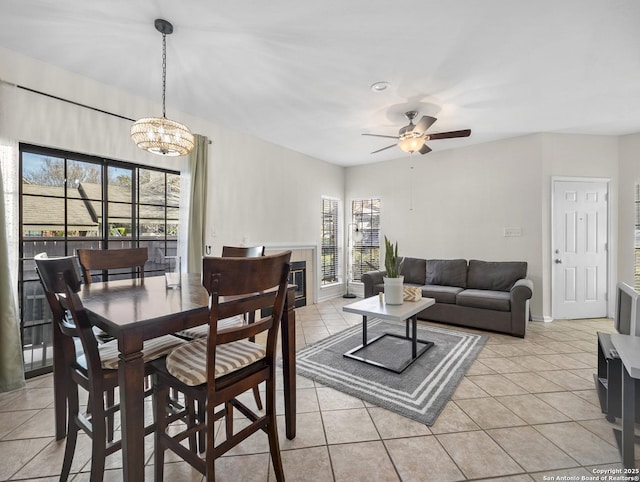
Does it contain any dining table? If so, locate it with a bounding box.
[53,272,297,482]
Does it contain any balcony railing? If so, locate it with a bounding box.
[20,237,176,377]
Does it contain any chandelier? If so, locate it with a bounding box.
[131,19,194,157]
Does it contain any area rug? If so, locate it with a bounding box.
[295,319,487,425]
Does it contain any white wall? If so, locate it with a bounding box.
[0,47,345,303]
[346,133,621,321]
[204,129,342,251]
[346,135,543,316]
[618,133,640,286]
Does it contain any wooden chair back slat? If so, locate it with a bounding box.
[202,251,287,297]
[221,245,265,258]
[77,247,148,284]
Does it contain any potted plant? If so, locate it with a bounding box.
[382,236,404,304]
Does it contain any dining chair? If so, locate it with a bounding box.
[76,247,149,362]
[34,253,83,441]
[76,247,148,284]
[178,245,266,410]
[34,253,186,482]
[177,245,266,340]
[152,251,291,481]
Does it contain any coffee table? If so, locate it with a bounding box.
[342,296,435,373]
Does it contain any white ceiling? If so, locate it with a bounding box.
[1,0,640,166]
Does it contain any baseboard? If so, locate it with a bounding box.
[531,315,554,323]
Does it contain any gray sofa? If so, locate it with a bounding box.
[362,258,534,337]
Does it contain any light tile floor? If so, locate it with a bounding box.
[1,296,639,481]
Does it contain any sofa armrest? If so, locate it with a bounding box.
[510,278,534,337]
[362,270,386,298]
[511,278,533,299]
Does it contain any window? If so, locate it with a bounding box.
[321,198,339,285]
[19,144,180,377]
[350,198,381,281]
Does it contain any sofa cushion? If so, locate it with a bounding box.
[422,285,463,304]
[426,259,467,288]
[456,289,511,311]
[466,260,527,291]
[400,257,426,285]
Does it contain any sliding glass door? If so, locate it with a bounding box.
[19,144,180,377]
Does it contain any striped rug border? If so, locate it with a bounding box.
[294,320,487,425]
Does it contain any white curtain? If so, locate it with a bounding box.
[181,134,208,273]
[0,139,25,392]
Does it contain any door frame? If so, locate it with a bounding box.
[550,176,612,320]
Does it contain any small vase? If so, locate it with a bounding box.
[383,275,404,305]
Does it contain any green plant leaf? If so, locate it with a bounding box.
[383,235,402,278]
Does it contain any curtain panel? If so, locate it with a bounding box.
[185,134,208,273]
[0,140,25,392]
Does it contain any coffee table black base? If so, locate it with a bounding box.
[344,333,434,373]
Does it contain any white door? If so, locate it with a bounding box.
[552,179,608,319]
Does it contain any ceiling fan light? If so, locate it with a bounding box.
[398,134,425,153]
[131,117,195,156]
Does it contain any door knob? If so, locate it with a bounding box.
[554,259,562,264]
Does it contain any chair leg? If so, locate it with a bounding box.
[90,393,107,482]
[225,401,234,441]
[106,388,115,442]
[252,386,263,411]
[90,441,106,482]
[60,424,78,482]
[185,396,198,453]
[205,402,216,482]
[154,381,168,482]
[60,382,79,482]
[266,379,284,482]
[198,399,205,453]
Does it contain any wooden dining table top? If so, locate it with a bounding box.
[78,273,209,334]
[77,273,291,340]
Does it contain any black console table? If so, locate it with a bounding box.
[610,334,640,469]
[595,332,640,422]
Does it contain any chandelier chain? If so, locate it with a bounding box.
[161,32,167,118]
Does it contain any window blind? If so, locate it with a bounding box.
[351,198,381,281]
[321,198,339,285]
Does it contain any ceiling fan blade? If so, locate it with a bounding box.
[427,129,471,140]
[414,116,437,134]
[418,144,432,155]
[362,133,399,139]
[371,144,397,154]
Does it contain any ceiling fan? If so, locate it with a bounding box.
[362,111,471,155]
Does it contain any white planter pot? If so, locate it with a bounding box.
[383,276,404,305]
